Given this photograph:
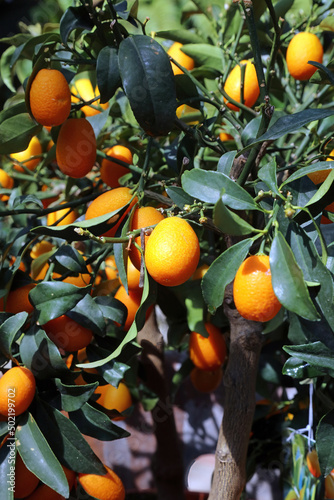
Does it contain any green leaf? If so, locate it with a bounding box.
[281,161,334,187]
[320,16,334,32]
[165,186,194,209]
[156,29,205,44]
[118,35,177,136]
[309,61,334,86]
[217,150,237,175]
[0,436,16,500]
[0,46,16,92]
[283,341,334,375]
[316,410,334,476]
[53,246,88,274]
[184,285,206,335]
[180,43,223,70]
[0,113,42,154]
[244,109,334,151]
[69,403,130,441]
[284,0,311,25]
[258,157,280,195]
[213,198,257,235]
[282,356,327,379]
[54,379,98,412]
[29,282,90,325]
[182,169,259,210]
[270,232,320,321]
[202,238,253,313]
[94,295,127,325]
[20,325,69,379]
[16,413,69,497]
[96,46,121,103]
[86,344,130,386]
[34,401,106,474]
[0,312,28,359]
[59,6,93,44]
[69,293,106,335]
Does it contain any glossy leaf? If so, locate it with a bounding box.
[244,109,334,151]
[258,157,280,195]
[156,29,205,44]
[96,46,121,103]
[53,246,88,274]
[0,312,28,359]
[184,285,207,336]
[0,113,42,154]
[20,325,68,379]
[214,198,257,235]
[118,35,177,136]
[283,342,334,375]
[181,44,223,69]
[217,150,237,175]
[166,186,194,209]
[202,238,253,313]
[0,436,17,500]
[270,232,320,321]
[69,293,106,335]
[29,282,89,325]
[54,379,98,412]
[34,401,106,473]
[282,356,326,379]
[316,410,334,476]
[182,169,259,210]
[16,413,69,497]
[60,6,93,44]
[86,344,130,386]
[69,403,130,441]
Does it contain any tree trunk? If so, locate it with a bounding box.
[208,283,263,500]
[138,311,185,500]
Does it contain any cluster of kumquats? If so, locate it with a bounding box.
[0,19,332,498]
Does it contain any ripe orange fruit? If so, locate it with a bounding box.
[122,257,141,290]
[85,187,138,237]
[78,465,125,500]
[223,60,260,111]
[307,148,334,185]
[129,206,165,270]
[325,473,334,499]
[167,42,195,75]
[0,168,14,201]
[71,77,108,117]
[100,145,133,188]
[29,68,71,127]
[47,202,78,226]
[176,104,199,125]
[306,449,321,478]
[192,263,209,280]
[104,255,119,281]
[190,366,223,393]
[219,131,234,141]
[41,183,59,209]
[144,216,200,287]
[0,366,36,417]
[43,315,93,352]
[189,323,226,371]
[321,201,334,224]
[233,254,282,322]
[14,452,40,499]
[114,285,143,331]
[94,381,132,421]
[56,118,96,178]
[5,283,35,315]
[30,240,54,259]
[10,136,42,172]
[286,32,323,81]
[24,484,65,500]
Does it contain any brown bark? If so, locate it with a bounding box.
[208,284,263,500]
[137,311,185,500]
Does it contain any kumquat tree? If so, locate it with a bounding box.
[2,0,334,499]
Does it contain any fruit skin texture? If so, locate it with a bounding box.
[101,145,133,188]
[130,206,165,270]
[189,323,227,371]
[0,168,14,201]
[14,452,40,499]
[286,32,323,81]
[307,148,334,185]
[190,366,223,393]
[167,42,195,75]
[29,68,71,127]
[71,77,108,117]
[85,187,138,237]
[94,381,132,421]
[306,449,321,478]
[5,283,35,315]
[47,202,78,226]
[144,216,200,287]
[78,466,125,500]
[43,315,93,352]
[0,366,36,417]
[114,285,144,331]
[56,118,96,178]
[10,136,42,172]
[233,254,282,322]
[223,60,260,111]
